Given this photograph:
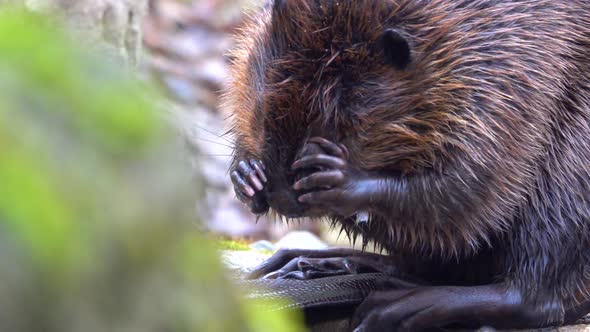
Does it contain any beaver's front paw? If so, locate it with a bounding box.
[292,137,372,218]
[230,159,269,214]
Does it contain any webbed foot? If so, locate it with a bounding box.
[248,248,403,280]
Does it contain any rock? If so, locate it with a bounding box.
[559,324,590,332]
[222,232,328,276]
[250,240,276,252]
[222,250,270,277]
[26,0,147,66]
[275,231,329,250]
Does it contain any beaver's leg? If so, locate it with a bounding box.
[291,136,390,218]
[230,158,269,214]
[351,283,566,331]
[247,248,412,281]
[565,300,590,324]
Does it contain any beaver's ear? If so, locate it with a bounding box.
[379,29,412,70]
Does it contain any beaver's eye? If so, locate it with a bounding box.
[380,29,412,70]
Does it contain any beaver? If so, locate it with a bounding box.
[225,0,590,330]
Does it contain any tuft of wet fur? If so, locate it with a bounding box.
[224,0,590,309]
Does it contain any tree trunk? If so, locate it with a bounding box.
[20,0,147,66]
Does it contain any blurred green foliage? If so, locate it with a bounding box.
[0,8,303,332]
[217,239,252,251]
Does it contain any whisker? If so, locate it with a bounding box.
[194,137,234,149]
[200,154,232,157]
[194,125,234,144]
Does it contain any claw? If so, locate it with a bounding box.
[308,137,348,159]
[231,170,255,197]
[230,158,270,214]
[293,170,345,190]
[292,154,346,170]
[250,159,268,183]
[238,160,263,191]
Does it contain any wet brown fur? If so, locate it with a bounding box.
[225,0,590,315]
